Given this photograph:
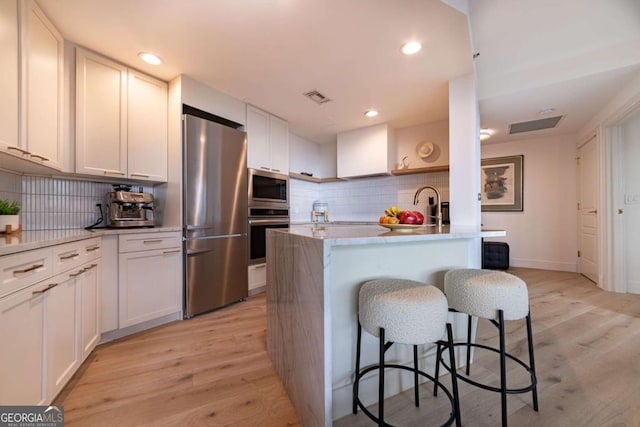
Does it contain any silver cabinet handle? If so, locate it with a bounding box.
[84,263,98,271]
[130,173,150,178]
[253,264,266,269]
[271,168,281,172]
[86,246,100,252]
[260,166,271,171]
[13,264,44,275]
[163,249,181,254]
[103,169,126,176]
[59,252,79,260]
[143,239,163,244]
[32,283,58,295]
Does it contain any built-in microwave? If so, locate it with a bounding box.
[248,168,289,207]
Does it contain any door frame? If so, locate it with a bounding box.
[601,92,640,293]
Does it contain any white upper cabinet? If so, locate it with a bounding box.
[337,123,396,178]
[0,0,19,153]
[246,105,289,174]
[21,0,64,170]
[76,48,168,182]
[269,114,289,174]
[127,69,168,182]
[76,48,128,178]
[0,0,63,171]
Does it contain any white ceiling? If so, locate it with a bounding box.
[38,0,640,145]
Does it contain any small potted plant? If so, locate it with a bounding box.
[0,199,20,233]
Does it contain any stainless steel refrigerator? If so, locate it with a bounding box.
[183,113,248,318]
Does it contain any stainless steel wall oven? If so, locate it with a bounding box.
[248,206,289,265]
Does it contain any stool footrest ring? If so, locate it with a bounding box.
[354,361,457,427]
[437,342,537,395]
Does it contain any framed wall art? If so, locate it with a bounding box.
[481,155,523,212]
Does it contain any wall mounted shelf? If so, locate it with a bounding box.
[390,165,449,176]
[289,172,345,183]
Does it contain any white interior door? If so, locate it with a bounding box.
[577,137,599,283]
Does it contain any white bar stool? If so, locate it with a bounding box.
[436,269,538,427]
[353,278,461,427]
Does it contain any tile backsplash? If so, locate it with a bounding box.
[0,170,153,231]
[290,172,449,223]
[3,169,446,229]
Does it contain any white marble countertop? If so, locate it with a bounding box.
[0,226,182,257]
[274,224,505,246]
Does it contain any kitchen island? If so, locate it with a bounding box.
[266,224,505,427]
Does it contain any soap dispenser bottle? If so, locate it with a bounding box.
[428,196,436,224]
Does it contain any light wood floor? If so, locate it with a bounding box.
[55,268,640,426]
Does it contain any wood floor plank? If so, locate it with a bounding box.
[55,267,640,426]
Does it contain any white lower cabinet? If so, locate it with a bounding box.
[118,232,181,328]
[45,270,80,399]
[248,263,266,294]
[0,238,101,405]
[0,283,47,405]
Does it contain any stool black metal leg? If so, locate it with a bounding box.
[413,345,420,407]
[498,310,508,427]
[526,311,539,411]
[446,323,462,427]
[433,342,442,396]
[353,322,362,414]
[379,327,385,427]
[466,314,472,375]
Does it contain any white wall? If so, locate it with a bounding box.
[622,109,640,293]
[481,135,578,271]
[395,120,449,169]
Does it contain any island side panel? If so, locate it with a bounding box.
[266,231,328,427]
[328,238,473,420]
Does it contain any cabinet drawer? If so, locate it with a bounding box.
[52,237,101,274]
[248,263,266,291]
[118,232,181,253]
[0,248,53,298]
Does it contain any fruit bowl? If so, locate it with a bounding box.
[379,223,424,233]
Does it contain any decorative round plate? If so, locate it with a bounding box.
[379,223,424,233]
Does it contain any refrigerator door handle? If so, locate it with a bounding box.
[186,248,212,256]
[185,233,245,242]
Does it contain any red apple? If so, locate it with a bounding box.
[398,211,418,224]
[413,211,424,225]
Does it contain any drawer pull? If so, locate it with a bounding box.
[69,269,85,277]
[130,173,150,178]
[143,239,163,244]
[86,246,100,252]
[253,264,266,269]
[103,169,126,176]
[84,263,98,270]
[163,249,181,254]
[29,153,49,162]
[7,146,29,155]
[13,264,44,275]
[32,284,58,295]
[59,253,79,260]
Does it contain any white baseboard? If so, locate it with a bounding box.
[628,280,640,294]
[511,257,577,272]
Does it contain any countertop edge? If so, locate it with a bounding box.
[0,226,182,257]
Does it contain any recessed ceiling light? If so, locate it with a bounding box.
[401,41,422,55]
[538,108,556,115]
[480,129,493,141]
[365,110,378,118]
[138,52,163,65]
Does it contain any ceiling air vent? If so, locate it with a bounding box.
[508,115,563,134]
[303,90,332,105]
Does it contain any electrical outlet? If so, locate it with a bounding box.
[624,194,640,204]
